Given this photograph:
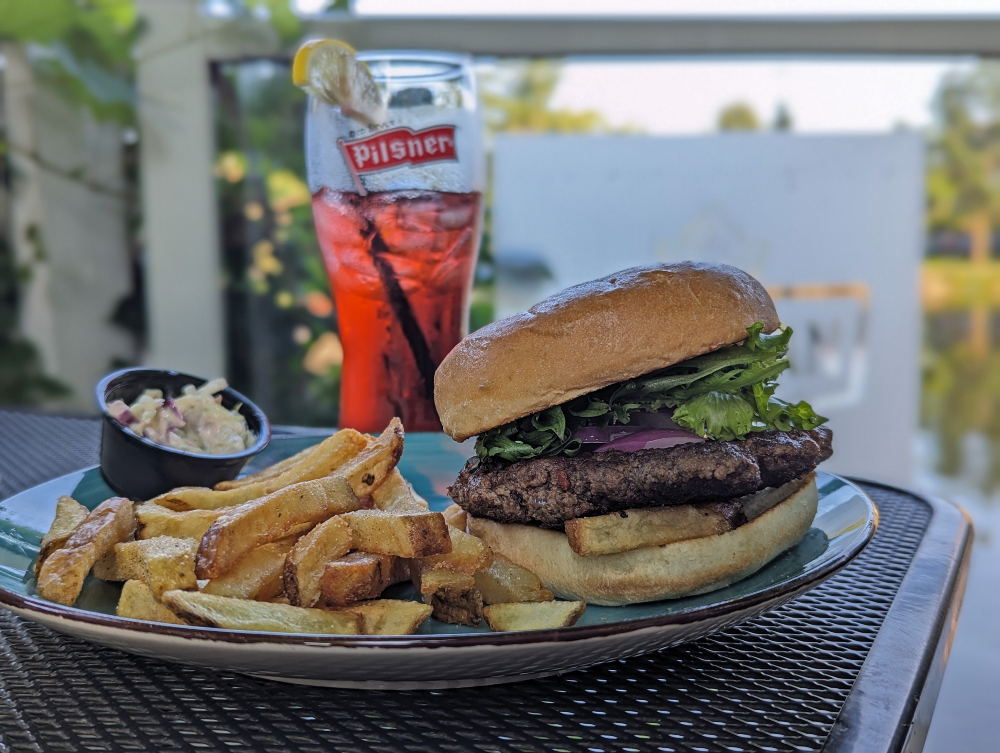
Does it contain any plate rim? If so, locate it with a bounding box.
[0,466,877,649]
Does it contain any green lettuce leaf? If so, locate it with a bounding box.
[473,323,827,462]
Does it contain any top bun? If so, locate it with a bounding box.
[434,262,780,441]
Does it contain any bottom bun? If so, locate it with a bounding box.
[468,474,819,606]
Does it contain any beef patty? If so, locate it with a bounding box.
[448,427,833,529]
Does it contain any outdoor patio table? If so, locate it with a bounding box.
[0,409,971,753]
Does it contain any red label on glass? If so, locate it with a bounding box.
[338,125,458,176]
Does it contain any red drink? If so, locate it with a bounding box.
[313,188,482,432]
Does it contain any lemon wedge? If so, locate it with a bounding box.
[293,39,386,126]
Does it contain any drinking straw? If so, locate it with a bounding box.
[368,230,437,400]
[338,139,368,196]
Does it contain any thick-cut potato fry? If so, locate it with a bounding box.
[135,503,222,540]
[442,503,467,531]
[161,590,361,634]
[483,601,586,632]
[213,444,317,490]
[201,539,294,600]
[474,554,554,605]
[416,527,489,574]
[321,552,398,607]
[36,497,135,606]
[412,567,475,596]
[117,580,187,625]
[562,481,805,557]
[339,418,405,498]
[343,509,451,559]
[152,428,369,511]
[100,537,198,598]
[34,496,89,577]
[335,599,432,635]
[283,516,353,607]
[197,475,360,579]
[563,502,741,557]
[419,571,483,626]
[371,469,428,513]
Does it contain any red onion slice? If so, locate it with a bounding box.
[594,428,704,453]
[572,425,649,444]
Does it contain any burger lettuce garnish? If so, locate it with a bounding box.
[475,323,826,462]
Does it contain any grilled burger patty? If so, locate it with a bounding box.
[448,427,833,529]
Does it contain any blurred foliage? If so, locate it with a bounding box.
[927,62,1000,235]
[717,102,761,132]
[922,62,1000,494]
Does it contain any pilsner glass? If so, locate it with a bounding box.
[306,51,485,432]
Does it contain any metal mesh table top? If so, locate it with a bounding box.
[0,410,964,753]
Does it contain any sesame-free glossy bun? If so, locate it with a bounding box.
[434,262,779,441]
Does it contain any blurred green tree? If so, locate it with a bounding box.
[717,102,761,131]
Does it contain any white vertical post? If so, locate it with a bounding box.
[135,0,225,378]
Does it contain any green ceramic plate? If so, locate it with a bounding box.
[0,433,876,688]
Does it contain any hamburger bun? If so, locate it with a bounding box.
[435,262,779,441]
[467,474,818,606]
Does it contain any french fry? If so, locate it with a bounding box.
[201,539,294,600]
[483,601,586,632]
[117,580,187,625]
[335,599,432,635]
[564,501,746,557]
[106,537,198,598]
[34,496,89,577]
[36,497,135,606]
[416,569,483,626]
[338,418,405,498]
[343,509,451,559]
[196,475,360,579]
[213,444,318,490]
[474,554,554,605]
[371,469,428,513]
[442,503,467,531]
[321,552,399,607]
[283,516,353,607]
[152,428,369,510]
[135,503,222,540]
[161,590,361,634]
[416,527,489,574]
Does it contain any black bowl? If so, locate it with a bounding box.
[96,368,271,500]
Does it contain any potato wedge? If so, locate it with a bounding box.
[418,571,483,627]
[135,503,222,540]
[474,554,554,605]
[442,503,467,531]
[371,469,428,513]
[197,475,360,579]
[36,497,135,606]
[335,599,432,635]
[117,580,187,625]
[483,601,586,632]
[161,590,361,634]
[152,428,369,511]
[338,418,405,498]
[213,444,317,490]
[416,527,489,574]
[321,552,399,607]
[201,539,294,600]
[101,537,198,598]
[560,481,804,557]
[283,516,353,607]
[34,496,89,577]
[343,509,451,559]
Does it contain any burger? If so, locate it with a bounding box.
[433,262,832,606]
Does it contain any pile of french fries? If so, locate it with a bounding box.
[32,419,585,635]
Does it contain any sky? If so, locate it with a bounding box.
[546,58,975,134]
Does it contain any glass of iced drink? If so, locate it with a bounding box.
[299,46,484,432]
